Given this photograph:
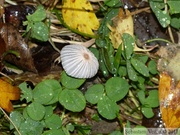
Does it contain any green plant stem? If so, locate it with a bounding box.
[150,77,159,85]
[128,90,139,110]
[120,103,142,120]
[2,50,20,59]
[13,104,27,108]
[0,107,21,135]
[116,112,123,128]
[145,38,171,44]
[61,108,66,124]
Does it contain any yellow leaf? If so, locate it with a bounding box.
[0,79,20,112]
[159,72,180,130]
[108,8,134,49]
[108,8,153,51]
[62,0,99,35]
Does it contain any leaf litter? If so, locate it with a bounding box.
[0,0,180,134]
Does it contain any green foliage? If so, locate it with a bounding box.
[150,1,170,28]
[85,77,129,120]
[85,84,104,104]
[148,60,158,75]
[23,5,49,41]
[167,1,180,14]
[95,32,159,120]
[10,111,44,135]
[60,71,85,89]
[45,114,62,129]
[33,79,62,105]
[20,117,44,135]
[126,60,138,81]
[97,95,119,120]
[170,14,180,29]
[12,22,160,133]
[26,102,45,121]
[105,77,129,102]
[110,130,123,135]
[95,7,119,76]
[114,45,122,74]
[42,129,65,135]
[8,1,165,134]
[131,58,149,77]
[118,66,127,77]
[150,0,180,29]
[12,23,159,135]
[59,89,86,112]
[10,111,24,130]
[19,82,33,103]
[126,125,147,135]
[141,107,154,119]
[123,33,135,60]
[137,90,159,118]
[104,0,122,7]
[10,73,90,135]
[26,5,46,21]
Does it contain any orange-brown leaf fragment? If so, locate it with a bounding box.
[0,79,20,112]
[159,72,180,129]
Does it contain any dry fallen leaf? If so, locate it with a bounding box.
[159,72,180,129]
[157,45,180,81]
[62,0,99,35]
[0,78,20,112]
[108,8,153,51]
[0,23,37,72]
[108,8,134,49]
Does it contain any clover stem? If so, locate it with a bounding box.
[145,38,171,44]
[128,90,140,110]
[116,112,123,128]
[164,0,175,43]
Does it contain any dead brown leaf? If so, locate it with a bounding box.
[159,72,180,129]
[0,23,37,72]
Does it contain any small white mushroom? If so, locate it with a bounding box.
[60,44,99,78]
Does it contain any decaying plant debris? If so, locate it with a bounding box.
[0,0,180,134]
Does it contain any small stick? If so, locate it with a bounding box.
[0,107,21,135]
[164,0,175,43]
[130,7,151,16]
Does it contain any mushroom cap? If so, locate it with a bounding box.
[60,44,99,78]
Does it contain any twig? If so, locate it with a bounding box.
[48,37,61,53]
[130,7,151,16]
[164,0,175,43]
[0,72,14,82]
[0,107,21,135]
[51,38,95,47]
[167,26,175,43]
[5,0,17,5]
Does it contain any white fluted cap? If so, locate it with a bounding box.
[60,45,99,78]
